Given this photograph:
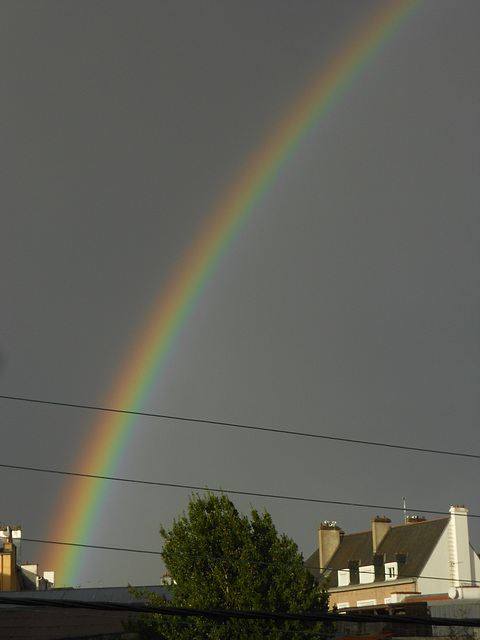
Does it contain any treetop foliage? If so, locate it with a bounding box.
[129,492,329,639]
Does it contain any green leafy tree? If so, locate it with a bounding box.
[129,492,329,639]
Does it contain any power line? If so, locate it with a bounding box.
[1,393,479,460]
[21,538,480,586]
[0,600,329,637]
[1,595,479,628]
[23,537,162,556]
[3,461,476,518]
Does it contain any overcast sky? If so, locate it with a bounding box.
[1,0,479,588]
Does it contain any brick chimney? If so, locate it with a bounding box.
[371,516,391,552]
[318,521,342,572]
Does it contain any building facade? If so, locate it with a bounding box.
[0,526,54,591]
[306,505,480,610]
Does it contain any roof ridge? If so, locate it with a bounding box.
[340,517,449,536]
[342,529,372,536]
[390,517,449,529]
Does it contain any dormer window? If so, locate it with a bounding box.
[385,561,398,580]
[337,560,361,586]
[348,559,360,585]
[359,565,375,584]
[373,553,385,581]
[338,569,350,586]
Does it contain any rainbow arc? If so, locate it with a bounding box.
[42,1,420,587]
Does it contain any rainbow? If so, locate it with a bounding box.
[43,1,420,586]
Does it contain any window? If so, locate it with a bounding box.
[337,602,349,609]
[359,565,375,584]
[348,559,359,584]
[373,553,385,581]
[338,569,350,586]
[384,561,398,580]
[357,599,376,607]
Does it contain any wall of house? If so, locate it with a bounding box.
[20,564,40,590]
[0,526,22,574]
[0,550,17,591]
[417,524,452,595]
[329,580,418,609]
[469,545,480,585]
[43,571,55,588]
[419,509,480,595]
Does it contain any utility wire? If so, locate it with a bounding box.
[3,461,476,518]
[21,538,480,586]
[23,537,162,556]
[1,393,479,460]
[0,596,478,628]
[0,603,331,638]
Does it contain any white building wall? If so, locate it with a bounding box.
[43,571,55,588]
[418,509,479,595]
[470,544,480,585]
[429,598,480,639]
[417,524,451,595]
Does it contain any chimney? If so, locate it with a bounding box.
[318,521,342,573]
[449,505,472,587]
[0,526,21,565]
[0,530,18,591]
[406,515,426,524]
[371,516,391,552]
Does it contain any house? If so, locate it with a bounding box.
[0,526,54,591]
[305,505,480,611]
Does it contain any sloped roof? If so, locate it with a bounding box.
[306,517,449,586]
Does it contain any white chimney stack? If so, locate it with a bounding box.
[449,505,472,587]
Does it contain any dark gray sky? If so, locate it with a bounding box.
[1,0,479,588]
